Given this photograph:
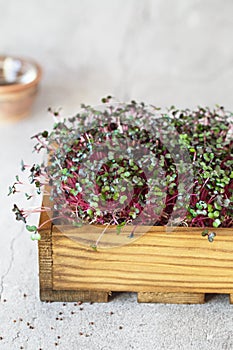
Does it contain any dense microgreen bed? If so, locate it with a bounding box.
[9,98,233,241]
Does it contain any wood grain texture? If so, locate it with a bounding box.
[137,292,205,304]
[38,228,53,292]
[38,189,109,302]
[40,289,109,302]
[38,188,233,303]
[38,188,53,298]
[52,225,233,294]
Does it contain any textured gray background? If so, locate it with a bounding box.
[0,1,233,349]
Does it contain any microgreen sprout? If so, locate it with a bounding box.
[9,99,233,244]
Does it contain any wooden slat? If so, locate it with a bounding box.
[40,289,109,303]
[138,292,205,304]
[52,226,233,294]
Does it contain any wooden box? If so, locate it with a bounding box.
[38,193,233,304]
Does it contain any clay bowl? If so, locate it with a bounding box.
[0,55,42,123]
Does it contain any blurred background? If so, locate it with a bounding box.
[1,1,233,349]
[2,0,233,114]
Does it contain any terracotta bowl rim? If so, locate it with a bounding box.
[0,55,42,94]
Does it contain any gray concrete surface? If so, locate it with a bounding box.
[0,1,233,349]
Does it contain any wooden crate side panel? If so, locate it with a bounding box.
[52,226,233,294]
[38,228,53,292]
[38,189,53,295]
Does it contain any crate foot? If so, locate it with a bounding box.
[40,290,109,303]
[229,294,233,304]
[137,292,205,304]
